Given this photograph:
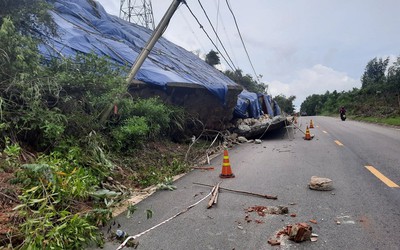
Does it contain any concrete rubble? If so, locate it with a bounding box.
[269,222,314,246]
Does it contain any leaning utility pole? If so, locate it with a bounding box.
[126,0,184,84]
[119,0,156,30]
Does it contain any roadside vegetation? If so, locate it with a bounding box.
[0,5,208,248]
[300,57,400,126]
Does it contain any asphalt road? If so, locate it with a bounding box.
[95,116,400,250]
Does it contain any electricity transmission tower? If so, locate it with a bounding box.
[119,0,155,30]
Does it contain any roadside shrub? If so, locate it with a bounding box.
[112,116,149,150]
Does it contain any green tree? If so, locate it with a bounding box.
[387,55,400,94]
[0,17,42,85]
[361,57,389,88]
[0,0,56,37]
[273,94,296,114]
[205,50,220,67]
[224,69,267,93]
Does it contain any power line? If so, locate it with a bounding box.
[225,0,260,83]
[177,8,207,53]
[183,1,236,72]
[212,0,238,67]
[196,0,237,71]
[215,0,220,49]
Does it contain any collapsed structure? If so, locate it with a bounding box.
[38,0,284,134]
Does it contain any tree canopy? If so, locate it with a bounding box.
[205,50,220,67]
[224,69,267,93]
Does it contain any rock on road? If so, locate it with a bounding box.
[95,116,400,250]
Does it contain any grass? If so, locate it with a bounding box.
[351,116,400,126]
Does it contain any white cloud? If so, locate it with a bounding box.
[269,64,360,110]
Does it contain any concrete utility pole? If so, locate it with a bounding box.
[119,0,155,30]
[126,0,184,84]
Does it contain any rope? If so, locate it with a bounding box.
[116,189,213,250]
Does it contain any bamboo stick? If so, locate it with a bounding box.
[194,182,277,200]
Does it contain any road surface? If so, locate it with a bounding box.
[95,116,400,250]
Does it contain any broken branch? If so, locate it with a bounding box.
[207,182,221,208]
[194,182,277,200]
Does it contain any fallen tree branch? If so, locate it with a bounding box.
[194,182,277,200]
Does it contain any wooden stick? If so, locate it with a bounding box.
[194,182,277,200]
[207,182,221,208]
[193,166,215,170]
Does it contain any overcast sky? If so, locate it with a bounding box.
[96,0,400,110]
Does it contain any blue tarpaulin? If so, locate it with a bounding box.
[234,92,283,119]
[259,94,274,117]
[233,90,261,119]
[38,0,238,104]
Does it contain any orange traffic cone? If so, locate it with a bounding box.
[309,119,314,128]
[304,126,312,140]
[220,149,235,178]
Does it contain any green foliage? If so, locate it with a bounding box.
[0,0,57,37]
[112,116,149,150]
[0,17,42,84]
[0,15,193,249]
[132,158,188,188]
[112,97,186,150]
[273,95,296,115]
[2,138,22,171]
[12,152,105,249]
[126,204,138,219]
[224,69,266,93]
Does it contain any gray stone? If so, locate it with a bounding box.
[309,176,333,191]
[238,124,251,132]
[237,136,249,143]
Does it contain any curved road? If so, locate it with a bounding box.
[97,116,400,250]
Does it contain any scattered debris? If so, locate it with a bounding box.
[310,233,318,242]
[309,176,333,191]
[247,205,288,216]
[156,177,177,191]
[309,219,317,224]
[268,239,281,246]
[254,139,262,144]
[269,222,315,246]
[110,230,139,249]
[336,215,356,225]
[245,214,252,223]
[193,182,277,200]
[286,223,313,242]
[290,214,297,217]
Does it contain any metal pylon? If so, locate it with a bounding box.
[119,0,155,30]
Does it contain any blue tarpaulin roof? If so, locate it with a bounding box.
[38,0,238,104]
